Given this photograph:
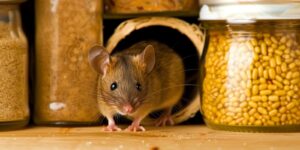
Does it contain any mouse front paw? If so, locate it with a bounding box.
[125,124,146,132]
[104,124,122,132]
[155,108,174,126]
[155,113,174,126]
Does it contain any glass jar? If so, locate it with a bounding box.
[0,0,29,130]
[200,0,300,132]
[104,0,199,14]
[35,0,102,125]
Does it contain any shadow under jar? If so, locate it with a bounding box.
[0,0,29,130]
[199,0,300,132]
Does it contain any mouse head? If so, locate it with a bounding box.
[88,45,155,115]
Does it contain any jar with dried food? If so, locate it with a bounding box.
[104,0,199,14]
[0,0,29,130]
[35,0,102,125]
[200,0,300,132]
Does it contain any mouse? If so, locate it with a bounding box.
[88,41,184,132]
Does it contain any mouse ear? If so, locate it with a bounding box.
[88,45,110,75]
[140,45,155,74]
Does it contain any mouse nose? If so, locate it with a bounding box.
[123,104,133,114]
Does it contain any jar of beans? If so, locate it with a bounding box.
[199,0,300,132]
[0,0,29,130]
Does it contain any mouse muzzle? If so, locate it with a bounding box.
[122,104,133,115]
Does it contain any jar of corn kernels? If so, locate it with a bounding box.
[199,0,300,132]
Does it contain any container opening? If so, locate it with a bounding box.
[110,26,201,124]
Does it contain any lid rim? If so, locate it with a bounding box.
[199,3,300,21]
[199,18,300,21]
[200,0,300,5]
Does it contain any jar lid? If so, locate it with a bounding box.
[200,0,300,5]
[199,0,300,21]
[0,0,25,4]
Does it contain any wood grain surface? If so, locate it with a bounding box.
[0,125,299,150]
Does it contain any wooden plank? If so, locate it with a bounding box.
[0,125,299,150]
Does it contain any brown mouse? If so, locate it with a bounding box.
[88,41,184,131]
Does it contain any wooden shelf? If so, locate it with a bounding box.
[0,125,299,149]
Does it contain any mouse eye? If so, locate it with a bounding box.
[111,82,118,91]
[136,82,142,91]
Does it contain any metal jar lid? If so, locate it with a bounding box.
[200,0,300,5]
[199,0,300,21]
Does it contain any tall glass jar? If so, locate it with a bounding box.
[0,0,29,130]
[104,0,199,13]
[200,0,300,132]
[35,0,102,125]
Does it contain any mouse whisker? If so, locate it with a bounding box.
[101,93,125,106]
[95,95,118,103]
[145,68,201,79]
[84,91,107,97]
[172,96,192,112]
[139,99,152,106]
[95,92,112,99]
[148,84,200,97]
[181,54,201,60]
[153,56,199,68]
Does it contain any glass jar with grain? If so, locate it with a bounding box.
[35,0,102,125]
[104,0,199,14]
[0,0,29,130]
[200,0,300,132]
